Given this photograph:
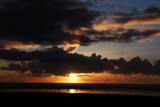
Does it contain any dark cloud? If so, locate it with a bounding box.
[1,61,29,73]
[84,28,160,42]
[110,57,160,75]
[0,47,160,76]
[79,6,160,43]
[0,47,113,76]
[114,6,160,24]
[113,7,139,16]
[0,45,5,50]
[0,0,99,46]
[0,0,159,48]
[114,29,160,42]
[144,6,160,14]
[0,48,32,61]
[66,47,77,53]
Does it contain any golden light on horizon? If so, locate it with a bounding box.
[68,73,79,83]
[69,73,78,78]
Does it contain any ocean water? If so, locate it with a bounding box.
[0,83,160,96]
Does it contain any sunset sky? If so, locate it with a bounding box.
[0,0,160,83]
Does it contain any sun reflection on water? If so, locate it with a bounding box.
[1,88,160,96]
[69,89,76,93]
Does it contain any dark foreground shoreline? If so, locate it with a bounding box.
[1,92,160,105]
[1,84,160,105]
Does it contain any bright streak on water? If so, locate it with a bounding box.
[1,89,160,96]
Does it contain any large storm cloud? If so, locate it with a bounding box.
[0,0,160,49]
[0,47,160,76]
[0,47,112,76]
[0,0,99,46]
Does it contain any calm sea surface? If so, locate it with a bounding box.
[0,83,160,96]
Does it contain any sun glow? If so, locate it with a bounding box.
[68,73,79,83]
[69,73,78,78]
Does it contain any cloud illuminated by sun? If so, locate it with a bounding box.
[0,40,40,50]
[60,41,80,53]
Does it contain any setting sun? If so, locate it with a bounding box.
[69,73,78,78]
[67,73,80,83]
